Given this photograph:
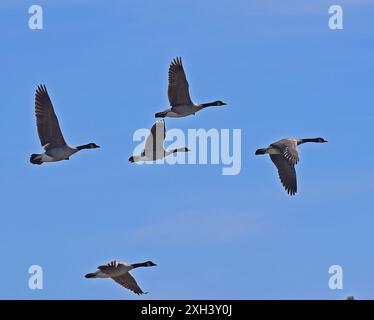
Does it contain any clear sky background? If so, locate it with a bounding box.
[0,0,373,299]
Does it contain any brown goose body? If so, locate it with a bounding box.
[30,85,100,164]
[155,57,226,118]
[128,120,189,163]
[255,137,327,196]
[85,260,157,295]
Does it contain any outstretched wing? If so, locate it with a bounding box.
[35,85,66,149]
[98,260,121,273]
[144,121,165,160]
[270,154,297,196]
[112,272,146,295]
[168,57,193,107]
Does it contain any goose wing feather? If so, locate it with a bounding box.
[112,272,146,295]
[270,154,297,196]
[97,260,126,273]
[35,85,66,150]
[168,57,193,107]
[144,120,165,159]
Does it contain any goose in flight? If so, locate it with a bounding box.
[155,57,226,118]
[255,138,327,195]
[30,85,100,165]
[129,120,190,162]
[85,260,157,295]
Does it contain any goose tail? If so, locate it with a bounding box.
[85,273,97,279]
[30,154,43,165]
[255,148,267,155]
[155,111,167,118]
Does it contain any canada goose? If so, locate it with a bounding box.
[255,138,327,196]
[85,260,157,295]
[30,85,100,165]
[129,120,190,162]
[155,57,226,118]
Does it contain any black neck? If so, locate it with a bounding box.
[299,138,319,144]
[76,144,91,150]
[201,102,217,108]
[131,262,148,268]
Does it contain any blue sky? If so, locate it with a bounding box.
[0,0,373,299]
